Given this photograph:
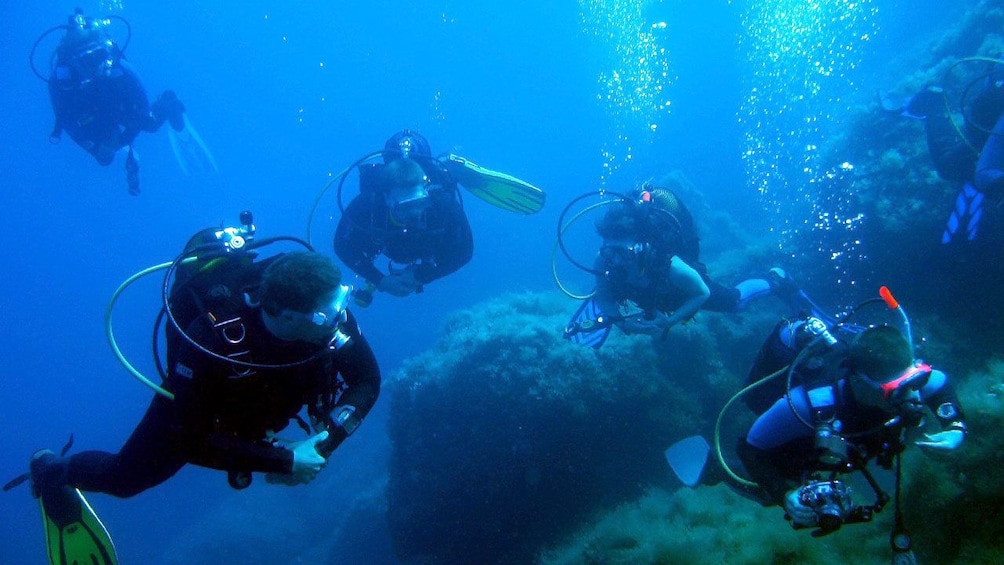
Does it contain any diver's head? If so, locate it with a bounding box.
[644,187,686,217]
[58,11,117,80]
[598,238,649,271]
[260,252,343,344]
[383,130,432,163]
[595,187,686,275]
[595,199,655,278]
[381,158,431,228]
[63,10,100,46]
[846,325,929,411]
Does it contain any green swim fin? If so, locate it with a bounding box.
[441,154,545,214]
[39,485,118,565]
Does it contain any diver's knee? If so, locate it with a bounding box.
[976,169,1004,198]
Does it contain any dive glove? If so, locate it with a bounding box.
[783,488,818,529]
[378,268,421,296]
[915,429,964,454]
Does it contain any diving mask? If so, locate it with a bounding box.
[388,181,431,226]
[599,240,649,269]
[308,284,352,330]
[878,363,932,402]
[854,363,932,407]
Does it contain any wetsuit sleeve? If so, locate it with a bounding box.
[315,311,381,457]
[738,387,818,504]
[334,198,387,286]
[412,200,473,285]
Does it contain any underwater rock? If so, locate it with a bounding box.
[383,291,762,564]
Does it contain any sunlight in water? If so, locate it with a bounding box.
[578,0,675,185]
[738,0,878,280]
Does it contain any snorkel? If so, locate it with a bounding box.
[879,285,913,352]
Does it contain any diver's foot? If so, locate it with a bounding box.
[877,89,907,114]
[903,86,945,119]
[153,89,187,131]
[29,449,60,499]
[877,86,944,119]
[767,267,799,299]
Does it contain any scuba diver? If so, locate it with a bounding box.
[560,186,815,348]
[667,289,966,563]
[33,9,216,195]
[881,58,1004,245]
[6,213,381,565]
[331,130,545,303]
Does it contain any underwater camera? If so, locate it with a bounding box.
[795,480,855,534]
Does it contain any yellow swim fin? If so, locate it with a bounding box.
[39,485,118,565]
[442,154,545,214]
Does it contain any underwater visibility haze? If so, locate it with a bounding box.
[2,1,1003,564]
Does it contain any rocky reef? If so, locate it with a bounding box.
[382,2,1004,563]
[384,290,782,564]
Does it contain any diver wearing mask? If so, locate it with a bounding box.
[738,323,967,537]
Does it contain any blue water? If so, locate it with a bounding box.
[0,1,980,563]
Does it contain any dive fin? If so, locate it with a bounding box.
[441,154,545,214]
[563,297,613,349]
[942,182,984,244]
[665,435,710,488]
[39,485,118,565]
[168,115,219,176]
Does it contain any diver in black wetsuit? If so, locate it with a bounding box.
[892,67,1004,244]
[30,250,381,496]
[41,9,186,194]
[334,130,474,299]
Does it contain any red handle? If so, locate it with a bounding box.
[879,286,899,310]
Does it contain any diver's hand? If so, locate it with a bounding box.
[783,488,818,529]
[266,431,329,486]
[915,429,964,455]
[620,311,672,335]
[378,269,421,297]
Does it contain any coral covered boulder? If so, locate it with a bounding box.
[384,292,720,564]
